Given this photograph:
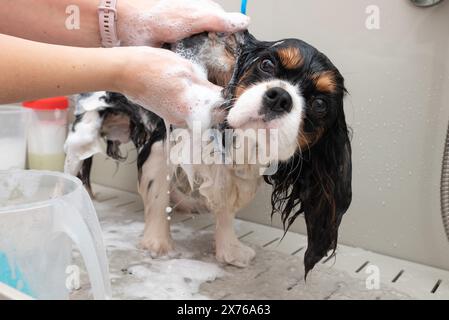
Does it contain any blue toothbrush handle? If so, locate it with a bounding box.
[241,0,248,15]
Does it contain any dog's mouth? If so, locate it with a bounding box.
[227,115,266,130]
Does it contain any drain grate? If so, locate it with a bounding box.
[291,247,305,256]
[431,280,442,294]
[262,237,280,248]
[115,200,135,208]
[197,223,215,231]
[355,261,370,273]
[392,270,404,283]
[238,231,254,240]
[96,195,118,203]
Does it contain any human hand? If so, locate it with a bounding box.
[113,46,223,125]
[118,0,250,47]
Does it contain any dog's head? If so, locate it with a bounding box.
[222,33,352,276]
[174,31,352,276]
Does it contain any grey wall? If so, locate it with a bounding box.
[92,0,449,270]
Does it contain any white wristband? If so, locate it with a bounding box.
[98,0,121,47]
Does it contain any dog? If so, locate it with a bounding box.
[64,31,352,277]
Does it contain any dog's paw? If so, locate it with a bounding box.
[140,236,175,258]
[216,240,256,268]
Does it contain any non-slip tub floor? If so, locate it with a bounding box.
[71,184,449,300]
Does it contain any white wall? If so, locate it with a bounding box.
[92,0,449,270]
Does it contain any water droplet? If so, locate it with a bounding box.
[165,206,173,214]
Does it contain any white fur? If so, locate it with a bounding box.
[75,92,109,114]
[227,80,304,161]
[64,111,103,175]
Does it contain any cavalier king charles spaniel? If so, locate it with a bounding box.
[65,31,352,277]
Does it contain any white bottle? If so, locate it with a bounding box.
[23,97,69,172]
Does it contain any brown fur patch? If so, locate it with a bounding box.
[207,53,235,87]
[313,71,337,93]
[206,33,239,87]
[234,69,253,98]
[298,126,324,150]
[278,47,303,69]
[235,84,249,99]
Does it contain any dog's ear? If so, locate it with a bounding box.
[265,107,352,278]
[300,112,352,277]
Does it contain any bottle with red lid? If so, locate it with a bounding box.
[22,97,69,171]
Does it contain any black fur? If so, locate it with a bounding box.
[77,156,93,196]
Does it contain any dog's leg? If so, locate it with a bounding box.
[214,209,256,267]
[77,156,94,198]
[198,166,257,267]
[137,141,174,256]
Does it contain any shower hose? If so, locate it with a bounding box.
[442,120,449,242]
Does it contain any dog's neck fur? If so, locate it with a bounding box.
[166,32,265,213]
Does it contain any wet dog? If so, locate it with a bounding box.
[65,31,351,276]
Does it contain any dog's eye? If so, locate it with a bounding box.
[260,59,275,73]
[311,99,327,115]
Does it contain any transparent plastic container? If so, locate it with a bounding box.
[0,170,111,300]
[0,106,30,170]
[23,97,69,172]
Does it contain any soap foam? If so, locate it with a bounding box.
[101,220,224,300]
[118,0,249,47]
[75,92,109,114]
[124,47,223,128]
[122,259,223,300]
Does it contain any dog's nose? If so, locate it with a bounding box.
[263,87,293,113]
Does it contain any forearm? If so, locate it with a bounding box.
[0,0,249,49]
[0,0,101,47]
[0,34,122,104]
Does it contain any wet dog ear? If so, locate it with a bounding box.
[300,114,352,277]
[265,101,352,278]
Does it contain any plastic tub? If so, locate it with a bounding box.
[0,106,30,170]
[23,97,69,172]
[0,170,111,299]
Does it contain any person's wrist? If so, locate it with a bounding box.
[107,46,161,97]
[101,47,129,92]
[116,0,134,45]
[116,0,158,46]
